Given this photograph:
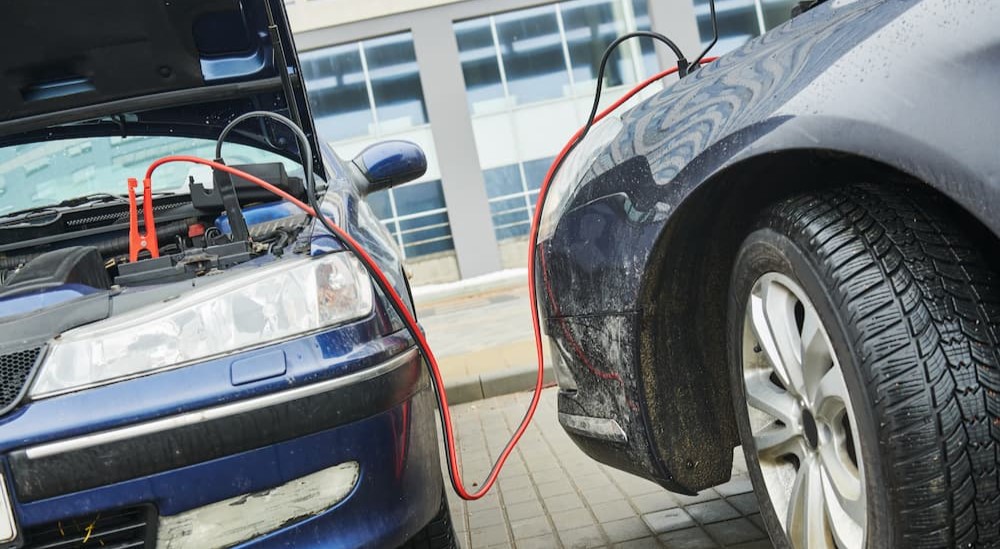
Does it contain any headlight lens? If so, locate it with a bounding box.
[30,252,373,398]
[536,114,623,242]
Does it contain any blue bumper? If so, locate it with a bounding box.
[0,315,442,548]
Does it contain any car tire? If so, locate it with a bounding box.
[727,183,1000,548]
[398,492,458,549]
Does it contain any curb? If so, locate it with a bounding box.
[412,269,527,308]
[444,366,555,405]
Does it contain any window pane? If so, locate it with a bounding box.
[489,197,527,215]
[561,0,632,88]
[523,156,555,190]
[393,180,446,217]
[495,5,569,105]
[301,43,374,141]
[483,165,523,198]
[365,190,393,219]
[407,238,455,257]
[399,211,450,232]
[630,0,660,77]
[364,33,428,132]
[761,0,798,29]
[692,0,760,56]
[456,18,506,114]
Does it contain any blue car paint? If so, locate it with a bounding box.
[0,284,98,319]
[0,1,440,545]
[215,201,303,234]
[1,311,440,547]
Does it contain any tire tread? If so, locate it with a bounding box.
[767,184,1000,548]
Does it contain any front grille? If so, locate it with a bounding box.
[21,506,155,549]
[0,347,42,413]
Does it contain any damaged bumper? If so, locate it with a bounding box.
[0,319,442,549]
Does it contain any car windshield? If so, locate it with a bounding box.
[0,136,301,216]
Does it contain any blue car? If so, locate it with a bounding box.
[0,1,454,548]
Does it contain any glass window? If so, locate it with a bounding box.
[630,0,661,78]
[483,158,553,241]
[692,0,760,56]
[455,18,506,114]
[561,0,632,88]
[300,43,373,141]
[494,5,570,105]
[393,179,446,216]
[523,157,554,190]
[760,0,798,29]
[302,32,429,140]
[367,180,455,259]
[484,165,523,198]
[364,33,428,132]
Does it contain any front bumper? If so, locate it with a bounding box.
[0,319,442,549]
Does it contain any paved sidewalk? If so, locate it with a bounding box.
[444,388,773,549]
[415,277,554,402]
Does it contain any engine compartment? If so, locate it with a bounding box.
[0,161,311,294]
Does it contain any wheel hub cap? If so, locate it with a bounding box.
[741,273,867,549]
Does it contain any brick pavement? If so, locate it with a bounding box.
[443,388,774,549]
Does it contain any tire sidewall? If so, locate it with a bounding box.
[727,227,892,548]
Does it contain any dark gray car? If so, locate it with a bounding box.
[536,1,1000,547]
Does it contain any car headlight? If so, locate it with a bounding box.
[536,114,623,242]
[30,252,373,398]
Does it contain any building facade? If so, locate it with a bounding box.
[287,0,798,284]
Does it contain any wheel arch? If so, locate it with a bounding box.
[635,145,1000,491]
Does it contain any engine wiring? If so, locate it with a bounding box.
[140,40,717,499]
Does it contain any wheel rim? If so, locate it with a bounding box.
[741,273,866,549]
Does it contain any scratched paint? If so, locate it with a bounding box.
[157,461,359,549]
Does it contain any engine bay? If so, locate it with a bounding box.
[0,161,312,297]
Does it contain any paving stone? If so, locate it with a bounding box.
[642,507,696,534]
[591,499,637,523]
[550,509,596,531]
[509,516,552,540]
[536,478,575,498]
[502,486,539,505]
[516,533,559,549]
[505,499,545,523]
[658,527,719,549]
[747,514,766,532]
[582,484,626,505]
[471,524,510,547]
[545,492,586,514]
[703,518,766,545]
[613,537,663,548]
[558,525,607,549]
[445,388,764,548]
[602,517,654,544]
[469,509,507,530]
[714,476,754,497]
[730,540,774,549]
[684,500,741,524]
[725,493,760,516]
[631,492,679,515]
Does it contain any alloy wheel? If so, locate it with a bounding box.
[741,273,866,549]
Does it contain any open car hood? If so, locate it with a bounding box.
[0,0,324,177]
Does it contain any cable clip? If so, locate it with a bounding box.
[128,177,160,262]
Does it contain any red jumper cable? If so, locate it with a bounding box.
[127,177,160,262]
[140,59,715,500]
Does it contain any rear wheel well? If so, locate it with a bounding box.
[636,149,1000,491]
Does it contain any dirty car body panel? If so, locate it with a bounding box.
[537,0,1000,494]
[0,1,439,547]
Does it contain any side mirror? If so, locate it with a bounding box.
[352,140,427,196]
